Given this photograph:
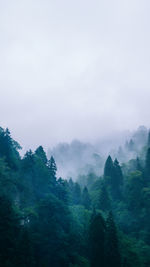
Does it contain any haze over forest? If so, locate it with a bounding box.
[1,0,150,152]
[1,1,150,267]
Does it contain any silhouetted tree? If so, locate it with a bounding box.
[99,183,111,212]
[105,212,121,267]
[89,213,106,267]
[82,186,91,210]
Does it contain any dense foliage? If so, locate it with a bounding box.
[0,126,150,266]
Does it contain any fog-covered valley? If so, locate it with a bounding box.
[48,125,148,180]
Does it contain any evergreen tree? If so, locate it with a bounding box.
[114,159,123,187]
[113,159,123,198]
[145,148,150,181]
[0,195,19,267]
[73,182,81,205]
[82,186,91,210]
[105,212,121,267]
[89,213,106,267]
[22,150,34,171]
[148,130,150,147]
[35,146,47,164]
[17,227,35,267]
[48,156,57,179]
[0,127,21,169]
[104,156,114,178]
[136,157,143,172]
[99,183,111,212]
[104,156,123,199]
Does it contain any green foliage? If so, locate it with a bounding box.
[0,126,150,266]
[99,182,111,212]
[105,212,121,267]
[89,213,106,267]
[82,187,91,210]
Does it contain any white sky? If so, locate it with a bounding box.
[0,0,150,151]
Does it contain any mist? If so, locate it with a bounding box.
[0,0,150,152]
[48,126,148,179]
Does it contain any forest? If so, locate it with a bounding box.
[0,126,150,266]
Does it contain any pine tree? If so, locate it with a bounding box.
[89,213,106,267]
[0,127,21,169]
[35,146,47,164]
[0,195,19,267]
[82,186,91,210]
[48,156,57,179]
[113,159,123,199]
[22,150,34,170]
[73,182,81,205]
[104,156,123,199]
[136,157,143,172]
[99,183,111,212]
[17,228,35,267]
[105,212,121,267]
[104,156,114,178]
[145,148,150,181]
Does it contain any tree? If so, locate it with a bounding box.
[113,159,123,199]
[105,212,121,267]
[17,227,35,267]
[136,157,143,172]
[99,183,111,212]
[73,183,81,205]
[0,127,21,169]
[114,159,123,187]
[145,148,150,182]
[104,156,123,199]
[148,130,150,147]
[89,213,106,267]
[48,156,57,179]
[35,146,47,165]
[126,171,144,214]
[0,195,19,267]
[82,187,91,210]
[104,156,114,178]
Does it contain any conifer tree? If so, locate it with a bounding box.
[0,127,21,169]
[145,148,150,181]
[104,155,114,178]
[0,195,19,267]
[82,186,91,210]
[99,183,111,212]
[48,156,57,179]
[105,212,121,267]
[104,156,123,199]
[89,213,106,267]
[35,146,47,164]
[73,182,81,205]
[136,157,143,172]
[113,158,123,198]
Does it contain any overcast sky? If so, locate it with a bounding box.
[0,0,150,152]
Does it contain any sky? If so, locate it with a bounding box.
[0,0,150,152]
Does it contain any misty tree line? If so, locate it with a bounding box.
[0,126,150,266]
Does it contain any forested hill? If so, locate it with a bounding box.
[48,125,148,179]
[0,126,150,266]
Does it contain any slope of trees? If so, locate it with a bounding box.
[0,126,150,266]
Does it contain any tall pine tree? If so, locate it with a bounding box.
[105,212,121,267]
[89,213,106,267]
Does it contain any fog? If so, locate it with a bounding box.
[0,0,150,152]
[48,126,148,179]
